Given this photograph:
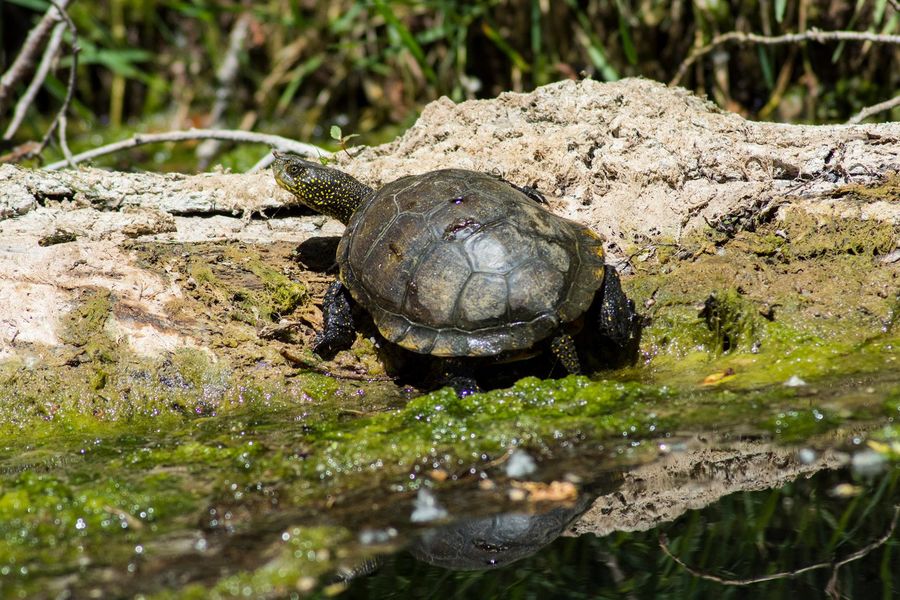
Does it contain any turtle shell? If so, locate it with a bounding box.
[336,169,606,357]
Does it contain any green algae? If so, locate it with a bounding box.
[185,245,308,325]
[58,289,119,363]
[154,526,355,600]
[698,289,758,353]
[777,210,896,260]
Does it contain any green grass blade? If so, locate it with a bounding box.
[276,55,325,114]
[617,12,637,66]
[373,0,438,84]
[757,46,775,90]
[481,21,530,72]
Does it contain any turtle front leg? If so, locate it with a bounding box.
[314,280,357,360]
[596,265,641,362]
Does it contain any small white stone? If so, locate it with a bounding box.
[410,489,447,523]
[783,375,807,387]
[851,450,887,477]
[505,449,537,479]
[798,448,816,464]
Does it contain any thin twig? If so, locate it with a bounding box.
[2,22,66,141]
[249,151,277,173]
[658,504,899,587]
[58,114,74,164]
[672,29,900,86]
[847,93,900,124]
[43,129,331,170]
[0,0,72,114]
[27,0,79,165]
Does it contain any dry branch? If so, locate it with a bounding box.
[848,93,900,124]
[2,23,65,141]
[196,14,253,169]
[32,0,79,164]
[672,29,900,87]
[43,128,331,170]
[0,0,72,114]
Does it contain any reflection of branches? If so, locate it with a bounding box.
[672,29,900,87]
[659,504,899,598]
[43,129,331,170]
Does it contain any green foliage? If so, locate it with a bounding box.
[2,0,898,171]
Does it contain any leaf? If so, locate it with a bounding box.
[701,368,736,386]
[330,126,342,141]
[275,55,325,114]
[565,0,619,81]
[774,0,787,23]
[756,46,775,90]
[5,0,50,10]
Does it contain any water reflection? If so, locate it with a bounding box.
[408,494,595,570]
[338,466,900,599]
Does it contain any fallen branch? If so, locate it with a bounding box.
[658,504,899,592]
[672,29,900,87]
[0,0,72,114]
[848,93,900,124]
[43,129,331,170]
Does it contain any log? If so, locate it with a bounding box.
[0,78,897,362]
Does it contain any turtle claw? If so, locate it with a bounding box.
[312,333,351,361]
[448,376,481,398]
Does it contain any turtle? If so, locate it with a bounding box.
[272,153,640,392]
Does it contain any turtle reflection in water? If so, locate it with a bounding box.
[409,495,595,570]
[273,154,641,393]
[330,496,594,584]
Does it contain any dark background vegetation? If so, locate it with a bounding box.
[1,0,898,169]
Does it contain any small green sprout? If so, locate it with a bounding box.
[330,125,360,158]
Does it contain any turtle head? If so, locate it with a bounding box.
[272,153,373,225]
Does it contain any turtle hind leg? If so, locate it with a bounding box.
[313,280,356,360]
[512,183,547,205]
[488,172,548,205]
[595,265,642,364]
[439,359,482,397]
[550,332,582,375]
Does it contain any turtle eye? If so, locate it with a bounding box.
[288,163,302,177]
